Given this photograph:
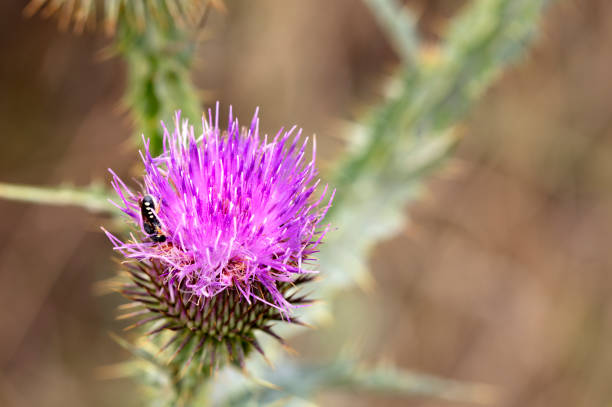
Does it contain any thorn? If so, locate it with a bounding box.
[260,326,298,355]
[225,340,234,361]
[236,344,246,371]
[248,374,280,391]
[167,332,194,365]
[116,309,150,320]
[146,321,173,336]
[179,336,207,378]
[158,331,182,355]
[117,302,144,311]
[124,315,164,331]
[290,318,315,330]
[245,336,273,368]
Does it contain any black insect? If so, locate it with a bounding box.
[140,195,167,243]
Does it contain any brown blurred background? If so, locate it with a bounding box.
[1,1,612,406]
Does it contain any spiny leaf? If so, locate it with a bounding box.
[218,357,498,406]
[320,0,553,292]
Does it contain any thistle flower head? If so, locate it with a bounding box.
[104,105,333,368]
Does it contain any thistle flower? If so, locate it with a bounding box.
[104,105,333,370]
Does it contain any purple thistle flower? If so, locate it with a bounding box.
[103,104,333,368]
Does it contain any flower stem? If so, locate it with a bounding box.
[114,4,203,156]
[0,182,113,213]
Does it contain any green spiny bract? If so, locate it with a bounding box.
[118,259,313,372]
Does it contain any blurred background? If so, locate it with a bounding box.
[1,0,611,406]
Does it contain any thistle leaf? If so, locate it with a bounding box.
[217,357,498,406]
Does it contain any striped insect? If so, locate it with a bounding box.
[140,194,167,243]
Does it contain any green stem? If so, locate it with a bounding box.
[115,4,203,155]
[362,0,419,64]
[0,182,114,213]
[319,0,553,290]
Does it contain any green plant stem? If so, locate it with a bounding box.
[320,0,553,290]
[0,182,113,213]
[362,0,419,64]
[115,4,203,156]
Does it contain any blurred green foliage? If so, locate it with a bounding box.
[115,7,202,156]
[218,357,496,406]
[321,0,552,292]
